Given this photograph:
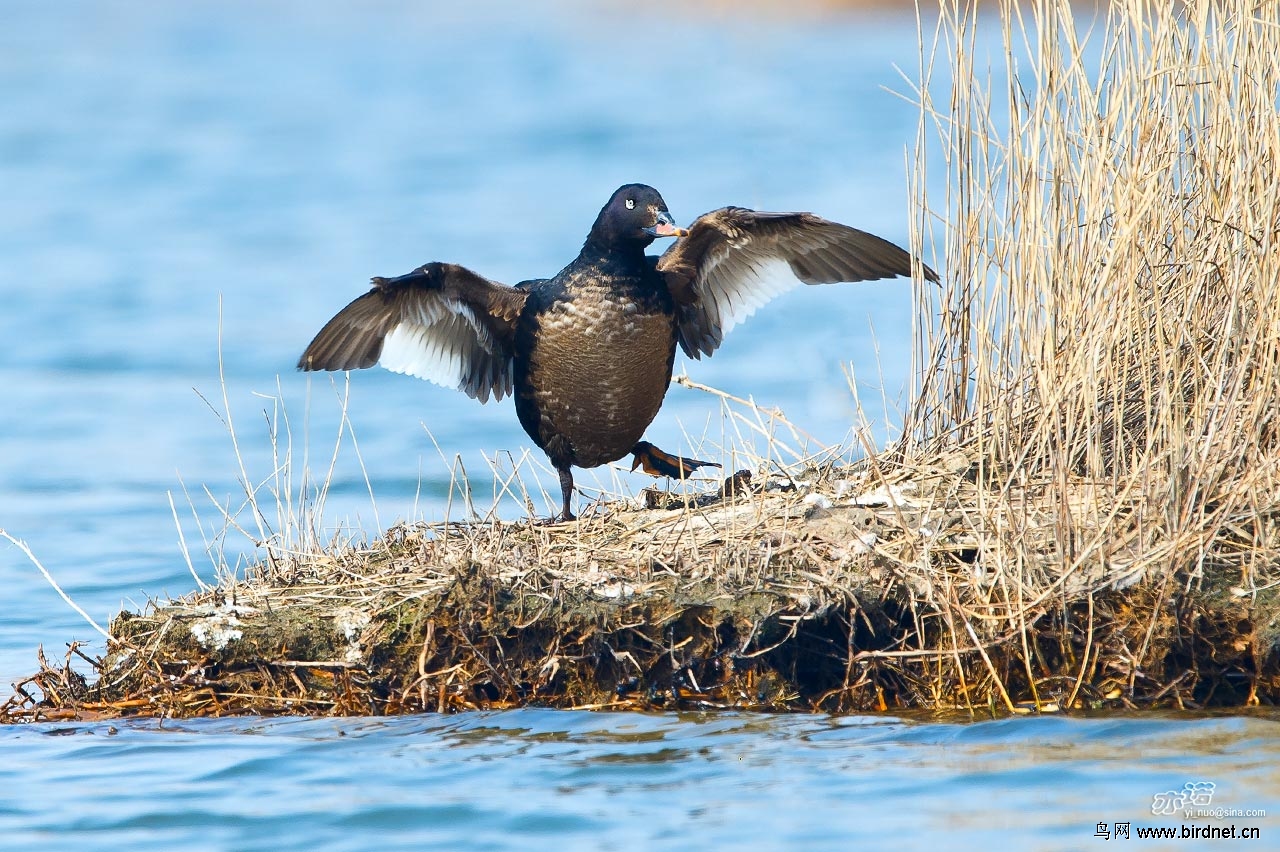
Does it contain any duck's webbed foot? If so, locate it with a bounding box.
[629,441,721,479]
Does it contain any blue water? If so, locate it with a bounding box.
[2,1,1276,848]
[4,712,1278,850]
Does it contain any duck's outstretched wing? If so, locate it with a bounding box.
[656,207,938,359]
[298,262,528,403]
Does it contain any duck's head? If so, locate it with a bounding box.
[587,184,688,251]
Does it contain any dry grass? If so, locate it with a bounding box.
[6,0,1280,722]
[894,0,1280,701]
[911,0,1280,631]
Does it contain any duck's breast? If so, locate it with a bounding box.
[517,280,676,468]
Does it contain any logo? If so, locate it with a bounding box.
[1151,781,1216,815]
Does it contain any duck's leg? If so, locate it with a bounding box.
[630,441,721,479]
[556,466,576,522]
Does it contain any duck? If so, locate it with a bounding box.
[298,183,938,521]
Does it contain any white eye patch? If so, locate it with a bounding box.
[625,198,635,209]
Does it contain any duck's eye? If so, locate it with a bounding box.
[625,198,635,210]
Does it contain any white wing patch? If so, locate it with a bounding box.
[705,255,799,338]
[682,255,801,357]
[378,299,511,402]
[381,319,466,386]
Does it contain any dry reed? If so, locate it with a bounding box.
[899,0,1280,705]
